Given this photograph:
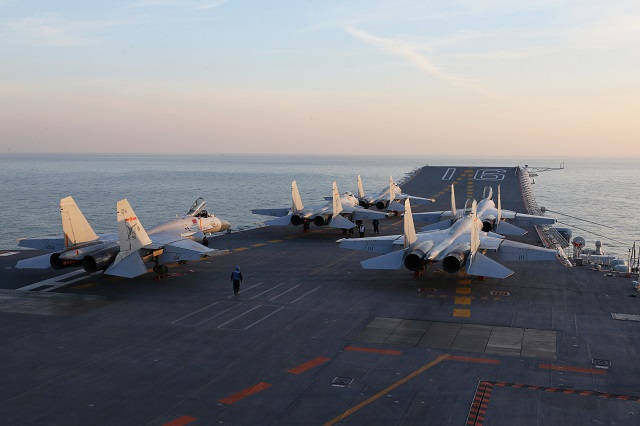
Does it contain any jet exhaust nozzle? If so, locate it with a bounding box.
[82,246,120,273]
[313,214,331,227]
[290,215,303,226]
[359,200,371,208]
[482,219,495,232]
[375,200,389,210]
[403,241,435,271]
[442,249,469,274]
[50,252,81,270]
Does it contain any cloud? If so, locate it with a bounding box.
[345,26,498,98]
[129,0,227,10]
[3,15,133,47]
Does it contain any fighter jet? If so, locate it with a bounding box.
[356,175,435,212]
[16,196,231,278]
[413,185,556,235]
[339,199,558,279]
[252,181,389,232]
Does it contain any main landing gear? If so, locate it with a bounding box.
[152,258,170,280]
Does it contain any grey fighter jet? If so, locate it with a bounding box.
[356,175,435,212]
[339,199,558,279]
[252,181,389,232]
[16,196,231,278]
[412,185,556,235]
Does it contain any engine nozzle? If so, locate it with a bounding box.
[403,241,434,271]
[82,246,120,273]
[482,219,495,232]
[313,214,331,227]
[50,252,82,270]
[375,200,389,210]
[442,248,469,274]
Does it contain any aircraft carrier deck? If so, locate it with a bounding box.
[2,166,639,426]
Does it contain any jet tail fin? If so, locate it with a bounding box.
[115,199,152,252]
[470,201,480,256]
[60,196,98,247]
[497,185,502,224]
[357,175,365,199]
[104,199,153,278]
[332,182,343,216]
[388,176,395,206]
[291,181,304,214]
[450,184,457,218]
[403,199,417,248]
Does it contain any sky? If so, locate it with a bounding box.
[1,1,639,156]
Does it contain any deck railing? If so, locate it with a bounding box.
[517,166,573,267]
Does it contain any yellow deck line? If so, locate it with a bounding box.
[324,355,450,425]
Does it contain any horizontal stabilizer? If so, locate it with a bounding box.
[104,252,148,278]
[413,212,450,224]
[339,235,399,254]
[15,253,53,269]
[17,238,66,251]
[511,214,556,226]
[264,215,293,226]
[496,221,527,236]
[466,252,513,279]
[388,201,406,211]
[421,220,452,232]
[251,208,291,217]
[478,235,504,250]
[329,214,356,230]
[159,239,217,263]
[496,240,559,262]
[361,250,405,270]
[351,209,388,221]
[407,195,436,204]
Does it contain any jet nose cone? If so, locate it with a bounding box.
[220,219,232,232]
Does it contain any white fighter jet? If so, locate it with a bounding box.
[339,199,558,279]
[413,185,556,235]
[252,181,389,232]
[16,196,231,278]
[356,175,435,212]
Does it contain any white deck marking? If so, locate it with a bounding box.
[172,302,238,327]
[225,281,265,299]
[217,305,284,330]
[290,286,321,303]
[16,269,93,291]
[245,282,285,299]
[268,284,302,301]
[442,168,456,180]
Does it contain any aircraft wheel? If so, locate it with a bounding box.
[159,265,169,276]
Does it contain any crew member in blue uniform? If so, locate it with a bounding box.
[231,266,243,295]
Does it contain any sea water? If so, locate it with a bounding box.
[0,154,637,259]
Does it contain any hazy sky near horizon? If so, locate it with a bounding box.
[1,1,638,156]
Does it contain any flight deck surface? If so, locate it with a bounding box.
[1,166,639,425]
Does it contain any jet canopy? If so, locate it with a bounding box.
[187,197,208,217]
